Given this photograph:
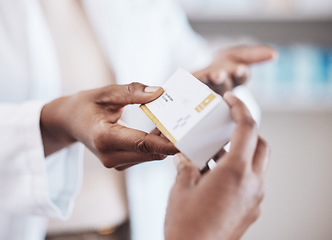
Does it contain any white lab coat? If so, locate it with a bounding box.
[0,0,211,240]
[0,0,83,239]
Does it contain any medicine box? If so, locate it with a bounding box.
[140,68,235,169]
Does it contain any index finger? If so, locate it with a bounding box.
[223,91,258,163]
[111,124,179,155]
[230,45,278,64]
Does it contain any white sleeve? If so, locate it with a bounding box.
[166,0,213,72]
[0,101,83,220]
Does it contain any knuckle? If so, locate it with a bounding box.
[136,135,153,154]
[252,177,265,203]
[177,164,197,180]
[233,157,249,173]
[260,137,269,148]
[155,154,167,160]
[147,154,167,161]
[102,158,116,169]
[115,166,126,171]
[261,138,271,154]
[210,71,220,81]
[235,162,247,176]
[258,182,266,202]
[251,207,261,222]
[254,185,265,203]
[240,117,257,131]
[258,191,265,203]
[226,161,249,184]
[123,82,140,104]
[211,71,228,83]
[101,152,119,169]
[181,163,193,172]
[127,82,141,94]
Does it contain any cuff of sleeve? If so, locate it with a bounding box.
[24,101,83,219]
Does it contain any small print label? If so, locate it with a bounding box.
[140,68,221,142]
[195,93,216,113]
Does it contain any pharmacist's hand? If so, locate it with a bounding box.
[164,92,270,240]
[193,45,277,95]
[41,83,178,168]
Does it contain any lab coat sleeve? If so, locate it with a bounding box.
[0,101,83,220]
[166,0,213,72]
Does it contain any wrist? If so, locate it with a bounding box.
[40,96,77,156]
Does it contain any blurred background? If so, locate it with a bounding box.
[180,0,332,239]
[41,0,332,240]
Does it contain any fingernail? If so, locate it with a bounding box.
[235,65,248,78]
[144,86,162,93]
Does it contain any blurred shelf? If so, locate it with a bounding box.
[192,21,332,48]
[183,3,332,112]
[187,12,332,22]
[257,101,332,112]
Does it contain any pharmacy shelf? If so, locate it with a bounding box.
[191,21,332,47]
[190,15,332,113]
[186,12,332,22]
[256,100,332,112]
[247,85,332,113]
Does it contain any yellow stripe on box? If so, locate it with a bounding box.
[195,93,216,113]
[140,104,177,144]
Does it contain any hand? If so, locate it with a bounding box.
[193,45,277,95]
[40,83,178,169]
[164,92,270,240]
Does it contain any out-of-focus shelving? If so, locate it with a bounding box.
[248,45,332,112]
[182,0,332,112]
[180,0,332,22]
[186,13,332,22]
[208,40,332,112]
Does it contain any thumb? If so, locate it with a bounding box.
[230,45,278,64]
[97,82,164,106]
[174,153,201,188]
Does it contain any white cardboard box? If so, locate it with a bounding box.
[140,68,235,169]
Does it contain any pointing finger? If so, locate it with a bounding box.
[229,45,278,64]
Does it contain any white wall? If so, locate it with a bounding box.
[243,111,332,240]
